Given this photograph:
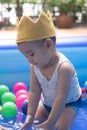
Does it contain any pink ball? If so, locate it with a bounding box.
[82,87,86,94]
[13,82,27,93]
[16,94,28,109]
[16,90,29,99]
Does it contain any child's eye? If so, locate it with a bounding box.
[30,52,34,56]
[26,52,35,58]
[26,55,28,58]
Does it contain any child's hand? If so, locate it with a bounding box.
[20,114,34,130]
[0,125,7,130]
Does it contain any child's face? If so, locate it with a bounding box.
[17,39,53,68]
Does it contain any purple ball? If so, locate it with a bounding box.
[21,99,28,115]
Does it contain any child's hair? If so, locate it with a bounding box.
[35,36,56,48]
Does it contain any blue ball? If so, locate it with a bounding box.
[21,100,28,115]
[84,81,87,88]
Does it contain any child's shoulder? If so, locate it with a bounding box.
[58,52,74,68]
[58,52,69,62]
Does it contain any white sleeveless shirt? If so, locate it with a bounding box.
[34,52,81,107]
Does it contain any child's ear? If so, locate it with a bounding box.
[44,38,53,49]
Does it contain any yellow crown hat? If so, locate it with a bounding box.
[16,10,56,43]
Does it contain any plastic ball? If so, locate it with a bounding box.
[1,92,16,104]
[84,81,87,88]
[13,82,27,93]
[82,87,86,94]
[16,90,28,99]
[0,84,9,99]
[21,100,28,115]
[16,94,28,109]
[2,102,18,118]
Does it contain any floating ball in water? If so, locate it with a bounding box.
[13,82,27,93]
[16,94,28,109]
[0,84,9,99]
[16,90,28,99]
[81,87,87,100]
[2,102,18,118]
[82,87,86,94]
[1,92,16,104]
[84,81,87,88]
[22,99,28,115]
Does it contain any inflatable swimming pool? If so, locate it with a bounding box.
[0,36,87,89]
[0,35,87,130]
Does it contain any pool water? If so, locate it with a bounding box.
[71,100,87,130]
[0,110,26,130]
[0,36,87,129]
[0,100,87,130]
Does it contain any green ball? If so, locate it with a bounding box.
[1,92,16,104]
[0,85,9,99]
[2,102,18,118]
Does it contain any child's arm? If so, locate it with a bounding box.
[27,65,41,116]
[46,62,74,127]
[20,65,41,130]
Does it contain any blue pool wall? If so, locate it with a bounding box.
[0,36,87,90]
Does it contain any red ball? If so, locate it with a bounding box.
[13,82,27,93]
[82,87,86,94]
[16,90,29,99]
[16,94,28,109]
